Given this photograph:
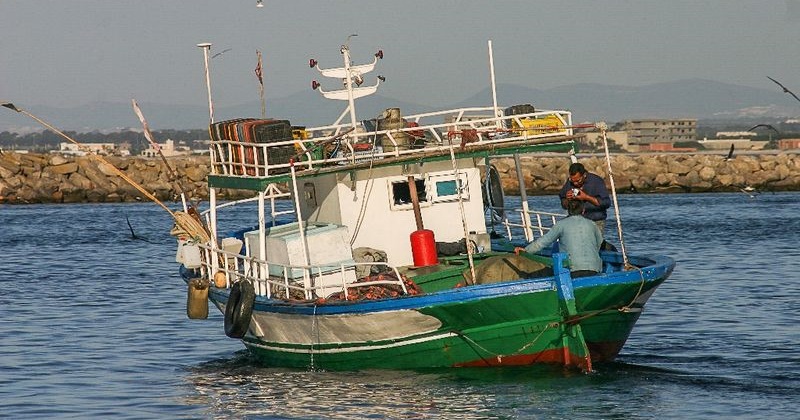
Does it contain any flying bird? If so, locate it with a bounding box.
[767,76,800,103]
[212,48,232,59]
[724,143,735,161]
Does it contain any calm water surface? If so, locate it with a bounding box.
[1,193,798,419]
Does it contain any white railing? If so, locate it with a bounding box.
[195,243,408,301]
[499,208,564,242]
[209,107,573,178]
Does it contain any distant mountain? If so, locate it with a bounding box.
[459,78,800,123]
[2,79,798,133]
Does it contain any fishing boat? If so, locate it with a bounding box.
[174,42,675,371]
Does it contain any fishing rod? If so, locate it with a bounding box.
[0,101,209,242]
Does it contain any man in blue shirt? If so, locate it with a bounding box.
[516,200,603,277]
[558,162,611,233]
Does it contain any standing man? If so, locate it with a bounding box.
[559,163,611,233]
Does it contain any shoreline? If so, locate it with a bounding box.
[0,151,797,204]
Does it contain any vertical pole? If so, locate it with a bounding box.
[342,46,359,131]
[407,175,424,231]
[513,154,533,241]
[257,50,266,118]
[601,126,629,267]
[257,190,266,296]
[488,40,501,128]
[197,42,215,124]
[289,162,312,298]
[209,187,219,273]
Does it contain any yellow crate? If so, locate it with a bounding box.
[513,114,566,136]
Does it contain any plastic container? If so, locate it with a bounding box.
[410,229,438,267]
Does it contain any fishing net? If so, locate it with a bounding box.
[462,255,552,285]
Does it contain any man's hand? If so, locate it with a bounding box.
[514,247,526,256]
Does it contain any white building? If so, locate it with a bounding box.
[59,142,120,156]
[140,139,191,157]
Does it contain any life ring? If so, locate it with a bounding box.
[224,281,255,338]
[483,164,505,221]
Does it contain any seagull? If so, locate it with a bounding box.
[739,185,760,199]
[212,48,232,59]
[724,143,735,161]
[767,76,800,103]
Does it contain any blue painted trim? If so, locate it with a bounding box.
[183,252,675,317]
[552,252,575,301]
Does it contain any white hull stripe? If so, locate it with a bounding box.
[244,331,459,354]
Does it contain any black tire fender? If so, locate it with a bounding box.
[224,281,255,339]
[483,164,505,220]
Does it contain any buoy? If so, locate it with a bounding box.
[410,229,438,267]
[187,278,210,319]
[213,271,227,288]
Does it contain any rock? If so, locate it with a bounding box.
[184,166,207,183]
[698,166,716,182]
[49,155,69,166]
[48,162,79,175]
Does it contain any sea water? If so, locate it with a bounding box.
[1,193,798,419]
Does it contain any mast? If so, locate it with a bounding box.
[197,42,214,124]
[488,40,501,128]
[310,39,384,130]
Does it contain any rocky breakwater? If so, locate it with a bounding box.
[0,152,798,204]
[0,153,223,204]
[492,152,800,195]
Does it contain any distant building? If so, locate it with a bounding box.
[618,118,697,151]
[58,142,127,156]
[582,131,630,151]
[140,139,191,157]
[777,139,800,150]
[698,138,768,151]
[647,142,697,152]
[715,131,756,138]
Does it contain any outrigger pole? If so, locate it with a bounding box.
[131,99,188,212]
[0,102,208,242]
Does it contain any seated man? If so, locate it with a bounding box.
[515,199,603,278]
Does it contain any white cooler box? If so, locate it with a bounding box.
[244,222,357,297]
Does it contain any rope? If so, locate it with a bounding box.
[448,143,476,284]
[453,322,558,361]
[170,211,211,243]
[350,121,381,246]
[618,267,647,312]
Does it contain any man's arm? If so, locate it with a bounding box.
[524,223,561,254]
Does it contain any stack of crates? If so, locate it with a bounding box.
[209,118,294,175]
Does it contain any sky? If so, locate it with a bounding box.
[2,0,800,114]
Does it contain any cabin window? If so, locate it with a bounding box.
[389,177,428,210]
[427,172,469,203]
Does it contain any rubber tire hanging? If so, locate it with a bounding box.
[483,164,505,221]
[224,281,255,339]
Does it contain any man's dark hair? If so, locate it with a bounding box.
[567,199,584,216]
[569,163,586,176]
